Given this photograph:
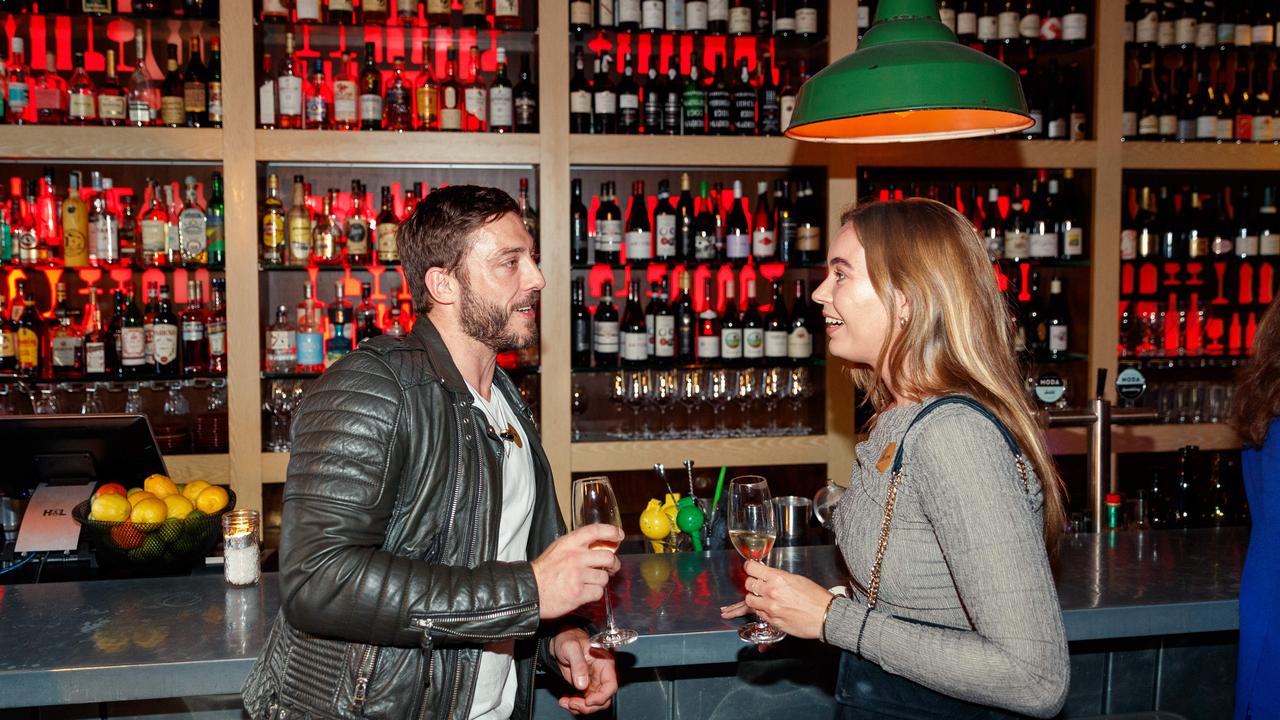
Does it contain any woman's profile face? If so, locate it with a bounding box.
[812,223,894,367]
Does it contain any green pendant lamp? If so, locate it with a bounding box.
[785,0,1033,143]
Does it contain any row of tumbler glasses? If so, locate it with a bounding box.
[573,366,816,441]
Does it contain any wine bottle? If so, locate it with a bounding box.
[742,278,764,363]
[719,278,742,363]
[693,180,718,261]
[787,279,813,362]
[624,180,653,261]
[764,279,789,361]
[774,179,796,264]
[795,180,823,265]
[676,173,697,260]
[731,57,757,136]
[571,277,592,367]
[725,180,751,263]
[1058,169,1085,259]
[571,178,589,264]
[654,179,677,260]
[152,283,180,376]
[594,279,620,366]
[682,52,706,135]
[1046,276,1070,360]
[570,47,592,133]
[593,52,618,134]
[652,276,676,363]
[697,277,721,361]
[752,180,775,261]
[617,53,640,133]
[674,270,697,362]
[596,181,623,263]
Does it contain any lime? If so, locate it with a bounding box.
[128,534,165,562]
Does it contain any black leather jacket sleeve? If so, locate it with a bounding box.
[278,351,542,649]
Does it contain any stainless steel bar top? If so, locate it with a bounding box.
[0,528,1246,708]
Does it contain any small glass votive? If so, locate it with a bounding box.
[222,509,261,587]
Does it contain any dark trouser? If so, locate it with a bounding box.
[833,652,1019,720]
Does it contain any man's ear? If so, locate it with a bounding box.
[425,267,458,307]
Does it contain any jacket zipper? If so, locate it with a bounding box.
[412,617,434,720]
[446,412,487,720]
[350,644,380,710]
[427,604,536,640]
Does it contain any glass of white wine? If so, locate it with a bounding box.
[728,474,786,644]
[570,475,639,649]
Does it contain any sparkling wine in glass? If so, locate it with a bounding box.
[728,474,786,644]
[570,475,639,649]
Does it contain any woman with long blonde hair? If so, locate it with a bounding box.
[722,198,1070,718]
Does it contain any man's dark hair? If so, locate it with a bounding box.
[398,184,521,315]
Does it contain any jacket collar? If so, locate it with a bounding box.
[408,315,471,395]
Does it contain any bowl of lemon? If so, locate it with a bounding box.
[72,475,236,575]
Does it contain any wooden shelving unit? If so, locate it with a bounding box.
[0,0,1246,515]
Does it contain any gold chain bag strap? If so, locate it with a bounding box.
[854,397,1030,654]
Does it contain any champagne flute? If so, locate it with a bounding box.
[727,474,786,644]
[570,475,639,649]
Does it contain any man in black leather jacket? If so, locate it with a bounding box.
[242,185,624,719]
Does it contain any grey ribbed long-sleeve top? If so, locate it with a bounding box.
[824,399,1070,718]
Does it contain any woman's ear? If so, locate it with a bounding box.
[894,290,912,326]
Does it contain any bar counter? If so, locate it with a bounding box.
[0,528,1247,717]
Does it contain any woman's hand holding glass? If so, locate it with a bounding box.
[719,561,836,641]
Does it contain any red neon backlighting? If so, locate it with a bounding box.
[38,267,62,318]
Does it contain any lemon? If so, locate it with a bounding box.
[195,485,230,514]
[182,480,210,503]
[162,494,194,520]
[127,490,156,507]
[143,474,179,499]
[130,497,168,526]
[90,494,131,523]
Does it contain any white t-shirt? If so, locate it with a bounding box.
[466,379,536,720]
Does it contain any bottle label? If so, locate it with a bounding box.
[666,0,685,30]
[708,0,727,21]
[0,330,13,360]
[1157,19,1175,46]
[642,0,664,28]
[1238,234,1259,257]
[1254,115,1272,143]
[1120,111,1138,138]
[697,334,720,359]
[161,96,186,125]
[938,8,956,32]
[1047,117,1067,139]
[694,233,716,260]
[728,7,752,34]
[207,81,223,121]
[50,335,79,368]
[1253,24,1275,45]
[977,15,997,40]
[1217,22,1236,46]
[1211,234,1234,255]
[180,318,203,343]
[1029,232,1059,258]
[16,328,38,368]
[1049,326,1068,353]
[377,222,399,261]
[596,220,623,254]
[625,229,652,260]
[141,219,167,254]
[85,341,105,374]
[330,0,353,9]
[515,97,536,128]
[752,229,775,258]
[1157,113,1177,138]
[8,82,29,112]
[121,326,146,364]
[654,316,675,357]
[572,317,591,353]
[593,321,619,354]
[720,328,743,359]
[797,226,821,252]
[360,93,383,123]
[1003,230,1030,258]
[69,93,95,120]
[743,327,764,359]
[597,0,614,25]
[726,232,750,259]
[571,1,593,24]
[494,0,518,16]
[278,76,303,115]
[1063,227,1084,257]
[1235,114,1253,142]
[297,331,324,366]
[685,1,707,30]
[1138,113,1159,136]
[1196,115,1217,139]
[268,329,297,363]
[655,215,677,257]
[258,80,276,126]
[617,0,640,23]
[207,320,227,356]
[1176,117,1196,141]
[957,12,977,35]
[465,87,487,122]
[733,91,756,133]
[334,81,358,122]
[153,324,179,364]
[622,331,647,361]
[1262,232,1279,256]
[1071,112,1087,142]
[795,8,818,34]
[440,106,463,131]
[289,217,312,260]
[787,326,812,359]
[366,0,390,10]
[1216,118,1233,141]
[619,91,639,111]
[997,12,1019,40]
[1135,12,1158,43]
[1195,21,1216,48]
[570,90,592,114]
[765,330,787,358]
[1174,18,1196,45]
[1019,13,1040,38]
[346,220,369,255]
[490,86,513,128]
[1063,13,1087,41]
[1039,15,1062,40]
[90,219,118,261]
[594,90,617,115]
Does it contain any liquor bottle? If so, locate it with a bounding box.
[265,304,297,372]
[676,173,696,260]
[68,52,97,125]
[774,179,796,263]
[205,277,226,374]
[593,52,618,134]
[179,176,207,264]
[287,175,311,266]
[751,180,775,261]
[326,280,354,368]
[136,179,165,266]
[697,277,721,361]
[758,51,781,136]
[13,289,39,378]
[1046,276,1070,360]
[593,279,620,366]
[118,286,146,376]
[693,180,718,261]
[462,0,487,28]
[80,288,109,378]
[686,0,708,33]
[570,48,592,133]
[595,181,623,263]
[741,279,764,363]
[6,38,29,125]
[359,43,383,131]
[385,57,413,131]
[149,283,179,376]
[328,53,357,131]
[653,179,677,260]
[156,44,184,128]
[355,282,381,347]
[181,280,209,374]
[795,180,823,265]
[462,47,487,132]
[258,51,278,129]
[764,279,789,361]
[182,37,207,127]
[731,57,757,136]
[259,173,286,265]
[624,180,652,262]
[570,178,589,264]
[490,47,514,133]
[0,296,13,373]
[409,44,437,132]
[376,186,399,264]
[617,53,640,134]
[620,280,648,366]
[296,288,325,374]
[518,177,538,239]
[312,189,343,264]
[651,277,675,363]
[301,59,330,130]
[706,53,733,135]
[91,47,126,127]
[48,301,84,379]
[118,194,138,266]
[513,54,537,133]
[439,48,463,132]
[33,51,67,125]
[88,177,120,267]
[571,277,592,366]
[61,171,89,267]
[787,279,813,362]
[724,180,751,262]
[682,51,706,135]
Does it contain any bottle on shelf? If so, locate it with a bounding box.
[178,175,207,264]
[326,280,354,368]
[384,57,413,132]
[440,48,463,132]
[764,279,789,362]
[181,279,208,375]
[6,38,30,125]
[620,279,648,366]
[151,283,180,376]
[623,180,652,262]
[355,282,382,347]
[788,279,813,362]
[595,181,623,264]
[312,189,344,264]
[61,171,89,268]
[67,52,97,126]
[207,277,226,375]
[593,279,620,366]
[82,288,109,378]
[33,51,68,125]
[183,36,207,127]
[159,44,185,127]
[513,53,538,133]
[696,276,721,362]
[570,178,589,264]
[375,186,400,264]
[286,175,311,266]
[295,287,325,374]
[571,277,592,367]
[719,278,743,363]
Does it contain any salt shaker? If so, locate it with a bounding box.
[222,509,261,586]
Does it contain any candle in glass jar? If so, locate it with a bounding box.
[222,510,261,586]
